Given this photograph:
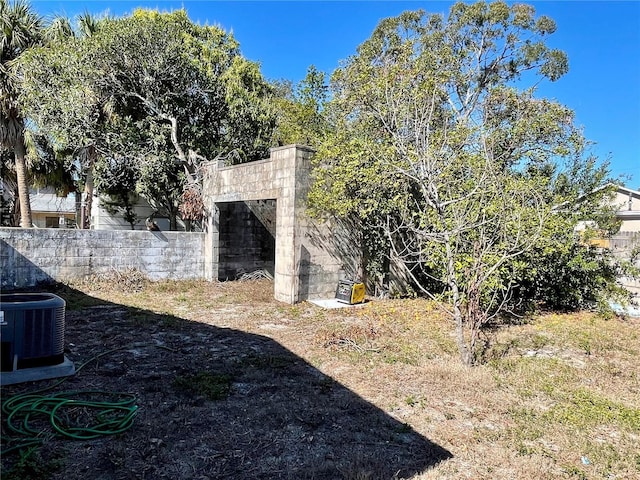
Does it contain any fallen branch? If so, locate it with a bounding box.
[237,270,274,281]
[324,337,380,353]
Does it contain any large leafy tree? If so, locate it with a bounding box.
[0,0,43,227]
[93,156,139,229]
[18,8,275,229]
[310,2,617,365]
[272,65,329,148]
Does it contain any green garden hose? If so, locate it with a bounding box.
[1,345,142,461]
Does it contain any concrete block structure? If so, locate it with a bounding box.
[1,145,355,304]
[0,228,205,288]
[203,145,350,303]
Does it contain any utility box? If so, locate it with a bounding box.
[335,280,366,305]
[0,293,75,385]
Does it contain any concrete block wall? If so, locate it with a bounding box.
[246,200,277,237]
[0,228,205,289]
[293,186,352,299]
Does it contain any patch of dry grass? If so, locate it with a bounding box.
[44,278,640,478]
[298,299,638,479]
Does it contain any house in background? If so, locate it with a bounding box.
[608,185,640,304]
[2,179,186,231]
[0,179,12,225]
[30,188,77,228]
[90,195,187,231]
[575,184,640,238]
[0,182,77,228]
[610,185,640,233]
[570,184,639,303]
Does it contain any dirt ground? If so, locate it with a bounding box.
[2,276,639,480]
[1,279,451,480]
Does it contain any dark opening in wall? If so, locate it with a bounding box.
[217,200,276,280]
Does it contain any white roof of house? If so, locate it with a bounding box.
[614,184,640,198]
[30,191,76,214]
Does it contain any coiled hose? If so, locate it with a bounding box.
[1,346,140,459]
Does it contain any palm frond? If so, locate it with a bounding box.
[76,10,100,38]
[44,14,74,43]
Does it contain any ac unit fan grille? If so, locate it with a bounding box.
[16,306,66,370]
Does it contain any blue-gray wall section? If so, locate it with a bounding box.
[0,228,206,289]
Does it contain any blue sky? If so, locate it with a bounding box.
[31,1,640,186]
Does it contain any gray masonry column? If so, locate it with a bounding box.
[203,203,220,282]
[272,145,314,303]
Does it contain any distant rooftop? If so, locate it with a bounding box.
[30,190,76,214]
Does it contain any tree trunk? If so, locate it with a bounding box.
[454,304,472,366]
[81,146,96,229]
[11,194,20,227]
[445,233,472,366]
[170,208,177,231]
[14,135,33,228]
[83,167,94,229]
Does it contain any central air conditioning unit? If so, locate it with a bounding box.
[0,293,75,385]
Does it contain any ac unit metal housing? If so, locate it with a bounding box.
[1,292,75,385]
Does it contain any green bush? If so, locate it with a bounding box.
[515,241,625,312]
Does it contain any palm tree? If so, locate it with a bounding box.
[77,11,100,38]
[44,14,74,44]
[43,11,103,229]
[74,11,102,228]
[0,0,43,227]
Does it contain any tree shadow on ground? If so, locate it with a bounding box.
[1,282,452,480]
